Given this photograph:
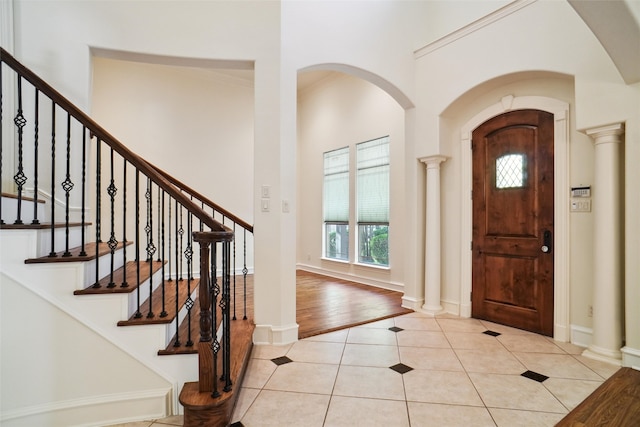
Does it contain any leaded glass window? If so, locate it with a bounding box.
[496,153,526,189]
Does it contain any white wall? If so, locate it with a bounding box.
[0,272,171,426]
[10,0,639,366]
[410,0,639,362]
[297,72,405,290]
[91,57,254,222]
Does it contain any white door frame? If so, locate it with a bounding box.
[459,95,570,342]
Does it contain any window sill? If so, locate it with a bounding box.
[354,262,390,271]
[321,257,350,264]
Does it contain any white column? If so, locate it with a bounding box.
[419,155,448,314]
[583,123,624,365]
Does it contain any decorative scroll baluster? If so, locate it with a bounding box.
[107,148,118,287]
[134,169,142,319]
[31,89,40,225]
[121,160,128,287]
[48,103,56,257]
[61,112,74,257]
[160,190,167,317]
[145,178,155,318]
[79,126,87,256]
[13,76,27,225]
[179,207,184,281]
[185,213,194,347]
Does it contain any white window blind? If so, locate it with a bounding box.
[357,137,389,223]
[323,147,349,222]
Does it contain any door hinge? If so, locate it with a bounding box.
[470,241,473,250]
[470,291,473,301]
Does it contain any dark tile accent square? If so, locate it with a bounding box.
[389,363,414,374]
[271,356,293,366]
[483,330,501,337]
[389,326,404,333]
[230,423,244,427]
[521,370,549,383]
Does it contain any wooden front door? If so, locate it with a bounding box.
[472,109,554,336]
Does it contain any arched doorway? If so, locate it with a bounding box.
[460,95,570,341]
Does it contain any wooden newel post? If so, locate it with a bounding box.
[193,232,214,393]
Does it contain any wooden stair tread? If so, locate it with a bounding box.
[1,192,46,203]
[159,277,252,356]
[25,241,131,263]
[1,221,87,230]
[179,318,255,427]
[556,367,640,426]
[74,260,164,295]
[118,277,197,326]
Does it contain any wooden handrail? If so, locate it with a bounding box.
[1,47,235,234]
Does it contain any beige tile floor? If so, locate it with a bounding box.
[109,312,620,427]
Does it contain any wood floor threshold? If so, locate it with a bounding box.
[556,367,640,426]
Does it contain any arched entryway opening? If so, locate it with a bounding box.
[295,64,415,336]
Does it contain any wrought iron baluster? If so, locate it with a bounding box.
[79,126,87,256]
[179,206,184,281]
[160,190,167,317]
[173,199,181,348]
[185,212,194,347]
[31,89,40,225]
[92,138,101,286]
[62,112,74,257]
[48,102,56,257]
[210,243,220,398]
[232,222,237,320]
[157,186,161,262]
[134,169,142,318]
[121,160,128,287]
[107,147,118,287]
[145,177,155,318]
[167,195,172,282]
[243,228,248,320]
[222,239,232,392]
[95,137,102,243]
[13,76,27,225]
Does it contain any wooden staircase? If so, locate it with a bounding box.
[1,194,254,425]
[1,46,255,426]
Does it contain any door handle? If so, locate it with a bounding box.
[541,230,552,253]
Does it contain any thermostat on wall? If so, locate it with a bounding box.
[571,186,591,198]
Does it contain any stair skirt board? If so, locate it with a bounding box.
[0,388,172,427]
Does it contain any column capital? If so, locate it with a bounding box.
[419,155,449,168]
[586,123,625,145]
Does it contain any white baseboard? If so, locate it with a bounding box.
[441,299,460,316]
[621,346,640,370]
[0,388,171,427]
[296,263,404,293]
[570,324,593,348]
[402,295,423,311]
[253,323,299,345]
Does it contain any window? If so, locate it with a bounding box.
[323,147,349,260]
[356,137,389,266]
[496,153,527,189]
